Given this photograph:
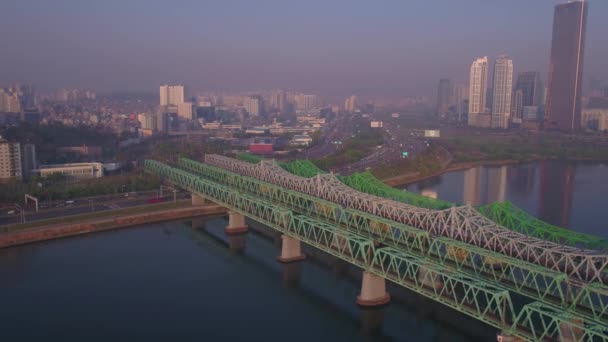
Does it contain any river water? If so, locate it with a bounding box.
[1,161,606,341]
[405,160,608,237]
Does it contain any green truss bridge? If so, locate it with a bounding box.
[145,157,608,341]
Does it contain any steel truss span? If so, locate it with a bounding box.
[204,154,608,284]
[177,157,608,323]
[145,160,608,341]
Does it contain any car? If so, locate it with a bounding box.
[65,200,74,204]
[7,210,15,215]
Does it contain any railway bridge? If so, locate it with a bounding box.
[145,156,608,341]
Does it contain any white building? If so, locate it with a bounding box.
[177,102,194,120]
[159,85,185,106]
[344,95,358,112]
[291,134,313,146]
[468,57,489,127]
[294,94,318,110]
[0,139,22,180]
[244,97,261,116]
[491,56,513,129]
[36,163,104,180]
[582,109,608,131]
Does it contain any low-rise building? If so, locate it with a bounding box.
[36,162,104,180]
[290,134,313,146]
[582,109,608,131]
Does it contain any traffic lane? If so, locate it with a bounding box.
[0,194,188,226]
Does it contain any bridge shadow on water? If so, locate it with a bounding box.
[186,215,496,342]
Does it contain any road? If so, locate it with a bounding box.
[0,190,190,226]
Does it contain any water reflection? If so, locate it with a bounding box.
[462,166,507,205]
[538,161,575,227]
[359,307,385,336]
[411,161,582,231]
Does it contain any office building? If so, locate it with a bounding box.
[344,95,359,112]
[581,109,608,131]
[244,96,261,116]
[491,56,513,129]
[177,102,194,120]
[436,79,453,116]
[516,71,542,107]
[512,90,524,120]
[21,144,37,180]
[294,94,318,111]
[545,1,588,130]
[159,85,185,106]
[0,139,22,180]
[270,90,287,112]
[468,57,489,127]
[523,106,540,121]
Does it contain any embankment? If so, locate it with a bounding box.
[0,204,227,248]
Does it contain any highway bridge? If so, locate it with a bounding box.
[145,156,608,341]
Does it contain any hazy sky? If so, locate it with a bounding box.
[1,0,606,96]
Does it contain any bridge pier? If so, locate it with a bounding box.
[225,211,248,235]
[357,271,390,307]
[191,194,207,206]
[277,235,306,263]
[359,307,385,336]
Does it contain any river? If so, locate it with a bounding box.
[405,160,608,237]
[1,161,606,341]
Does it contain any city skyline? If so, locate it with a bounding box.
[1,0,607,96]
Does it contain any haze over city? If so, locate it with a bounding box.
[1,0,607,95]
[4,1,608,341]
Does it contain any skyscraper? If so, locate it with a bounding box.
[244,96,261,116]
[436,79,453,116]
[545,0,588,131]
[468,57,489,127]
[159,85,185,106]
[516,71,542,107]
[491,55,513,129]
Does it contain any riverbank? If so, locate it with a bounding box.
[0,202,227,248]
[381,159,521,187]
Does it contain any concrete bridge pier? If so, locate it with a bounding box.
[191,194,207,206]
[225,211,248,235]
[276,235,306,263]
[357,271,390,307]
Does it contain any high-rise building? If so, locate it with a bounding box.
[516,72,542,107]
[270,90,287,112]
[0,88,21,113]
[344,95,359,112]
[454,84,469,121]
[512,90,524,120]
[21,144,36,180]
[177,102,194,120]
[244,96,261,116]
[0,138,22,180]
[545,1,588,131]
[159,85,185,106]
[436,79,453,116]
[491,56,513,129]
[294,94,318,111]
[468,57,489,127]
